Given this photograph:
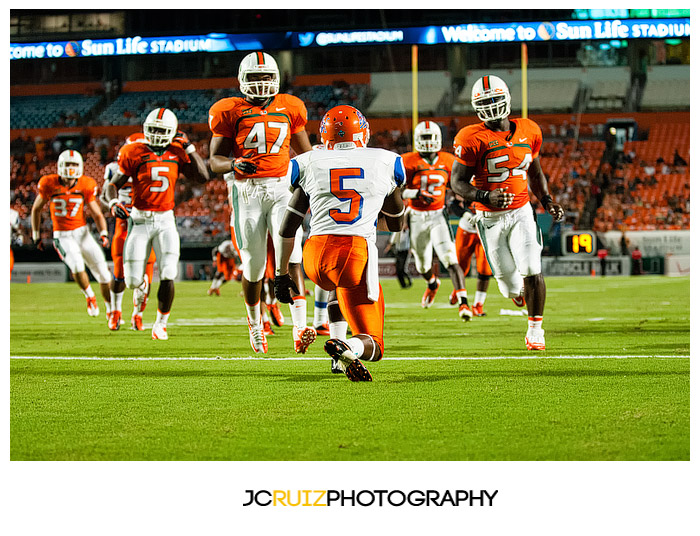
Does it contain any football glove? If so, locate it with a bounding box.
[99,232,109,248]
[273,273,299,305]
[110,200,129,219]
[173,130,192,151]
[232,156,257,175]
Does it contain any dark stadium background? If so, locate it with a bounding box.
[10,8,690,280]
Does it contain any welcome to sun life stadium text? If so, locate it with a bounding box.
[243,489,498,507]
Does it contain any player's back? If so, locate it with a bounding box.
[292,146,405,239]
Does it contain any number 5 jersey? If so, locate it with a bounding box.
[289,146,406,240]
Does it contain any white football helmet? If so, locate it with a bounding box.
[471,75,511,122]
[414,121,442,153]
[238,52,280,99]
[57,150,83,182]
[143,107,178,148]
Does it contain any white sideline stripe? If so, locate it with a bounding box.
[9,355,690,362]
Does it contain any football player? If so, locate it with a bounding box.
[207,238,242,296]
[274,105,406,382]
[401,121,472,321]
[208,51,315,355]
[102,136,157,331]
[104,108,209,340]
[451,75,564,350]
[452,203,492,317]
[30,150,113,318]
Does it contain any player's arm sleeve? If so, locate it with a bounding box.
[207,103,234,138]
[453,131,477,167]
[392,155,406,189]
[289,97,308,134]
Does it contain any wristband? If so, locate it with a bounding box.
[230,159,237,172]
[185,144,197,154]
[475,190,490,204]
[540,195,553,207]
[108,198,119,209]
[100,230,109,238]
[32,230,40,241]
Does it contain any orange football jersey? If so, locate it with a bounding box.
[208,93,308,178]
[453,118,542,212]
[37,174,98,231]
[117,140,190,211]
[400,151,455,211]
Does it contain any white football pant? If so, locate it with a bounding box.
[408,208,459,274]
[475,203,542,299]
[53,226,111,283]
[227,176,303,282]
[123,208,180,288]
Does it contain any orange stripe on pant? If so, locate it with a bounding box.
[455,228,492,276]
[303,234,385,356]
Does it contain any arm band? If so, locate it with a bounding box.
[185,144,197,155]
[539,195,553,207]
[286,205,306,218]
[402,189,419,200]
[32,230,40,241]
[381,206,406,218]
[108,198,119,209]
[475,190,490,204]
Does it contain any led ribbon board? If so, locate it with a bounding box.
[10,18,690,60]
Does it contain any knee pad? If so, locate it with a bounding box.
[160,262,179,281]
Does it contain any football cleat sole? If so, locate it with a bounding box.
[324,339,372,382]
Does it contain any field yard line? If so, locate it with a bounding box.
[10,354,690,361]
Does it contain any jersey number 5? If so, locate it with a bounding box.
[329,168,364,225]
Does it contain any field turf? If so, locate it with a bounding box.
[10,275,690,461]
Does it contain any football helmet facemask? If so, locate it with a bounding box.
[57,150,83,183]
[238,52,280,100]
[414,121,442,153]
[143,108,178,148]
[319,105,370,150]
[471,75,511,122]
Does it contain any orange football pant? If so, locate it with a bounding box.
[303,234,385,356]
[455,228,492,277]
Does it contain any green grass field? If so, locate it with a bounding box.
[10,275,690,461]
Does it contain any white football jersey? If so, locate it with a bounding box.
[289,146,406,240]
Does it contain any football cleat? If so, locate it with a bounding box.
[293,326,317,354]
[324,338,372,382]
[449,289,458,305]
[458,303,473,322]
[248,317,268,354]
[86,296,99,317]
[525,328,546,351]
[131,313,144,331]
[472,303,486,317]
[151,322,168,341]
[207,287,220,296]
[263,320,275,336]
[133,275,150,313]
[512,295,526,308]
[267,302,285,327]
[421,278,441,308]
[108,310,122,331]
[314,323,330,337]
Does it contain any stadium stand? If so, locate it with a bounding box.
[367,71,451,116]
[10,93,102,129]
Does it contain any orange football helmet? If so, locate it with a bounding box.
[319,105,370,149]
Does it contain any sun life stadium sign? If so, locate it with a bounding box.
[9,18,690,60]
